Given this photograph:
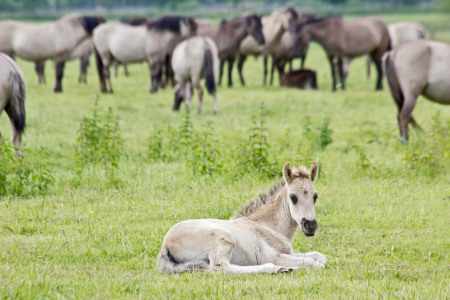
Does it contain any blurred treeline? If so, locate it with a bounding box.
[0,0,449,19]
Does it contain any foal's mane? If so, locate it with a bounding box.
[147,16,194,33]
[302,14,341,26]
[233,166,310,219]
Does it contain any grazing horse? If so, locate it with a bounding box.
[198,15,265,87]
[94,16,197,93]
[384,40,450,142]
[0,53,26,156]
[237,7,299,86]
[157,162,327,274]
[297,15,390,91]
[171,36,219,115]
[0,16,104,92]
[35,37,94,85]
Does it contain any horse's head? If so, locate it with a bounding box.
[245,15,265,45]
[172,84,185,111]
[80,16,106,34]
[180,17,198,37]
[283,162,319,237]
[277,7,299,31]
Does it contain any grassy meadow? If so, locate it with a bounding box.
[0,13,449,299]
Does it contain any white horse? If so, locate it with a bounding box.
[0,16,103,92]
[0,53,26,156]
[171,36,219,115]
[94,16,197,93]
[157,162,327,274]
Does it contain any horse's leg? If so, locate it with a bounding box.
[263,55,268,86]
[193,80,203,115]
[227,57,234,87]
[184,82,192,107]
[292,252,327,265]
[79,56,89,84]
[218,59,225,86]
[366,55,371,81]
[300,56,306,69]
[149,60,161,93]
[273,253,325,269]
[276,60,285,84]
[237,55,246,86]
[337,57,345,90]
[270,57,276,85]
[35,61,45,85]
[113,61,119,77]
[4,110,23,156]
[371,52,383,90]
[54,59,66,93]
[328,55,337,91]
[289,59,293,72]
[207,232,293,274]
[124,64,129,77]
[398,94,419,142]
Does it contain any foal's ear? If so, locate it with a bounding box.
[310,161,319,183]
[283,162,293,184]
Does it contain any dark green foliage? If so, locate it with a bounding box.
[189,121,222,175]
[75,98,123,181]
[0,140,54,197]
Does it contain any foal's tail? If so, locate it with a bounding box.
[157,247,209,274]
[94,47,107,93]
[383,52,403,111]
[203,45,216,95]
[8,71,26,133]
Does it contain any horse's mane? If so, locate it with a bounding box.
[303,14,341,26]
[272,7,299,20]
[220,14,261,27]
[79,16,105,34]
[233,166,311,219]
[147,16,196,33]
[121,17,149,26]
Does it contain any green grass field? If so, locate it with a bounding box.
[0,13,449,299]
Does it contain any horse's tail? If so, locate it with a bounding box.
[384,51,403,110]
[8,71,26,133]
[94,47,106,92]
[157,247,209,274]
[203,44,216,95]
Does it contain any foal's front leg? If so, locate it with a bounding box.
[292,251,327,265]
[273,253,326,269]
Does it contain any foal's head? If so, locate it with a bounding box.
[283,162,319,236]
[245,15,265,45]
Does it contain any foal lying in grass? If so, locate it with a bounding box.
[157,162,327,274]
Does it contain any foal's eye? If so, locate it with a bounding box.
[290,194,298,205]
[313,193,318,203]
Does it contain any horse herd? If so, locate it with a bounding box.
[0,8,449,157]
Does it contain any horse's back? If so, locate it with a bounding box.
[392,40,450,103]
[343,16,389,56]
[388,22,425,48]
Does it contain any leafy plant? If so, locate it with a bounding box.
[189,120,221,175]
[75,98,123,182]
[0,140,54,197]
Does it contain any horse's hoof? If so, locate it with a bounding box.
[214,111,218,115]
[397,136,409,144]
[54,88,62,93]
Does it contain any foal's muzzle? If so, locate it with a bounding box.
[301,218,317,236]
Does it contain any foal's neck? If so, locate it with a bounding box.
[248,186,298,241]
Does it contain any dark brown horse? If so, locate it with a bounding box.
[296,15,390,91]
[198,15,265,87]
